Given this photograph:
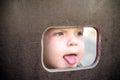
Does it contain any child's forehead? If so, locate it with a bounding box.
[46,26,83,32]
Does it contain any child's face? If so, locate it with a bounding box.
[43,27,84,69]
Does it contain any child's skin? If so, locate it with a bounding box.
[43,27,84,69]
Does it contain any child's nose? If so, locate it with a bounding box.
[67,36,78,46]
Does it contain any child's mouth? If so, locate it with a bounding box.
[63,53,77,65]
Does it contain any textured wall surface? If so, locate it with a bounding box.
[0,0,120,80]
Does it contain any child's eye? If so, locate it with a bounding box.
[77,32,83,36]
[55,32,64,36]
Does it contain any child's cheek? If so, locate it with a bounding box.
[52,37,65,43]
[52,39,66,52]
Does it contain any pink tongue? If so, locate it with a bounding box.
[64,55,77,65]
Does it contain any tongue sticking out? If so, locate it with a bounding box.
[63,54,77,65]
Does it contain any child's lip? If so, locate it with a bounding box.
[64,52,78,56]
[64,53,77,56]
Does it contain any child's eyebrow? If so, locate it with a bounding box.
[76,28,83,32]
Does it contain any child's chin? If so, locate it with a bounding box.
[64,64,77,68]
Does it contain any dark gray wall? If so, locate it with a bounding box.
[0,0,120,80]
